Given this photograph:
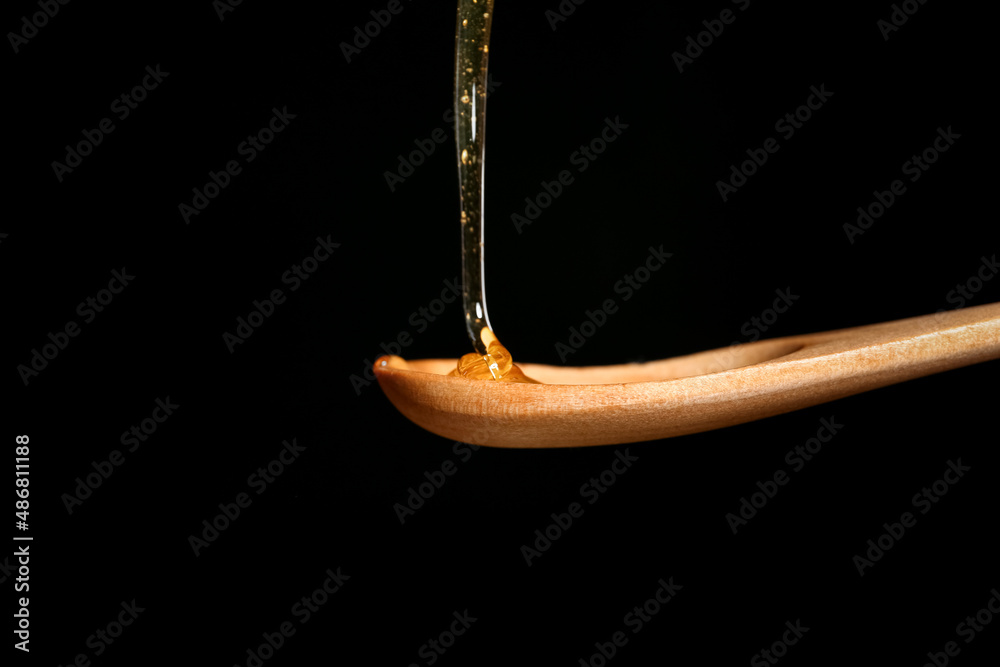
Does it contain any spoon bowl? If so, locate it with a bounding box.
[375,302,1000,447]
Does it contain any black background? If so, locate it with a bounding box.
[5,0,998,665]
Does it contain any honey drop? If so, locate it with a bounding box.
[448,333,539,383]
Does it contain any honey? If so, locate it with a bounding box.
[447,327,539,383]
[451,0,538,384]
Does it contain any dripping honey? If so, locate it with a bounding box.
[450,0,538,384]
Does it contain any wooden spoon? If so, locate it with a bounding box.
[374,302,1000,448]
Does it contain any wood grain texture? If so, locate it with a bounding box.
[374,302,1000,448]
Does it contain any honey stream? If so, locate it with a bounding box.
[448,0,538,383]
